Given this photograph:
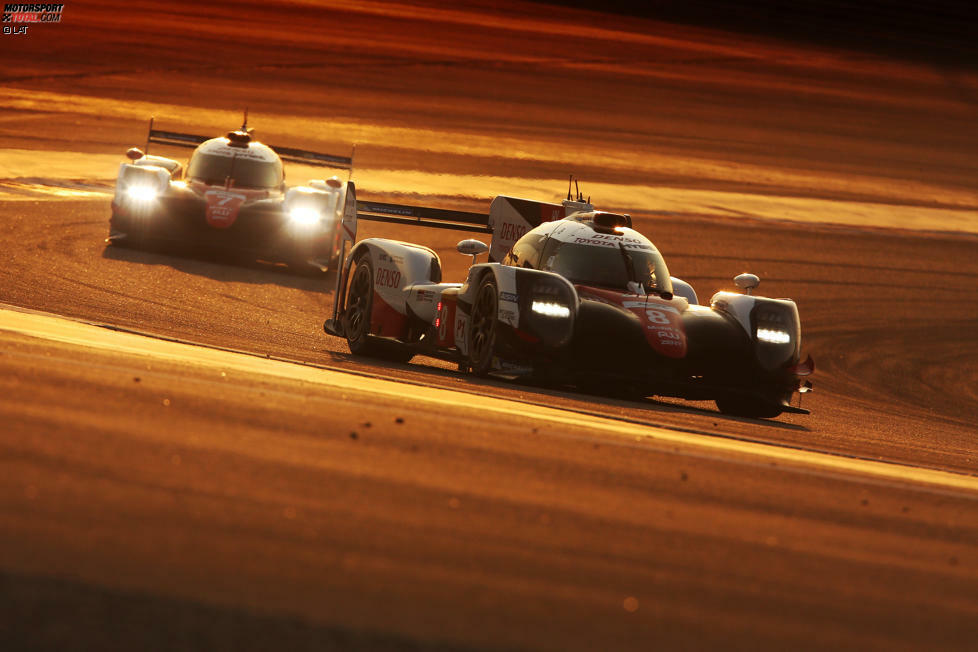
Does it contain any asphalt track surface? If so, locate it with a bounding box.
[2,1,978,650]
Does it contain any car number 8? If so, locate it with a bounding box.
[646,309,670,324]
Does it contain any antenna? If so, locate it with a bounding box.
[575,178,581,202]
[241,107,249,132]
[567,175,573,201]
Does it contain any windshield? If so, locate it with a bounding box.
[187,152,282,189]
[541,239,672,295]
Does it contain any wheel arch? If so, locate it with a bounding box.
[345,238,442,341]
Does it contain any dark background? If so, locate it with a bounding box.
[545,0,978,67]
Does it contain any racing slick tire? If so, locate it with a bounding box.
[715,394,784,419]
[467,274,499,376]
[343,255,413,363]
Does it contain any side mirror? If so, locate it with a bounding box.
[457,239,489,265]
[126,147,144,162]
[734,273,760,295]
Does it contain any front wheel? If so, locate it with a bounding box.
[467,274,499,376]
[343,255,413,363]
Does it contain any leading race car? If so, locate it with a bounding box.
[323,184,813,418]
[108,116,356,273]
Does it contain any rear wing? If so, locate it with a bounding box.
[356,201,490,234]
[142,118,355,172]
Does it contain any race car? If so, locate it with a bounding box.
[107,116,356,273]
[323,184,813,418]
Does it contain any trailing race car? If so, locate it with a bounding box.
[108,116,356,273]
[323,185,813,418]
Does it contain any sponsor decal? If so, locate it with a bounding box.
[572,236,652,250]
[499,221,526,242]
[589,233,641,241]
[374,267,401,289]
[377,252,404,265]
[361,202,413,216]
[635,299,687,358]
[204,189,246,228]
[200,143,278,162]
[415,289,433,302]
[579,286,687,358]
[2,3,63,34]
[499,291,518,303]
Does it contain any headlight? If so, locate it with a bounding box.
[125,184,159,202]
[288,205,321,226]
[531,300,571,318]
[757,327,791,344]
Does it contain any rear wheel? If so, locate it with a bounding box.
[467,275,499,376]
[344,256,413,362]
[715,394,783,419]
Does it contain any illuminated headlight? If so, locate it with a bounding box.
[757,327,791,344]
[125,184,159,202]
[531,300,571,318]
[288,205,321,226]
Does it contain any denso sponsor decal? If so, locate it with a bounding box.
[499,221,527,242]
[204,190,246,228]
[374,267,401,288]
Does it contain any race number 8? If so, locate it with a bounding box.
[646,309,670,324]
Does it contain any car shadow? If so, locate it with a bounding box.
[322,350,811,432]
[101,242,337,293]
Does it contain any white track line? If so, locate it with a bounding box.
[3,304,977,494]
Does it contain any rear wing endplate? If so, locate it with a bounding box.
[143,118,355,172]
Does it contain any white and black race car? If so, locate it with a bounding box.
[324,185,813,418]
[108,117,356,273]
